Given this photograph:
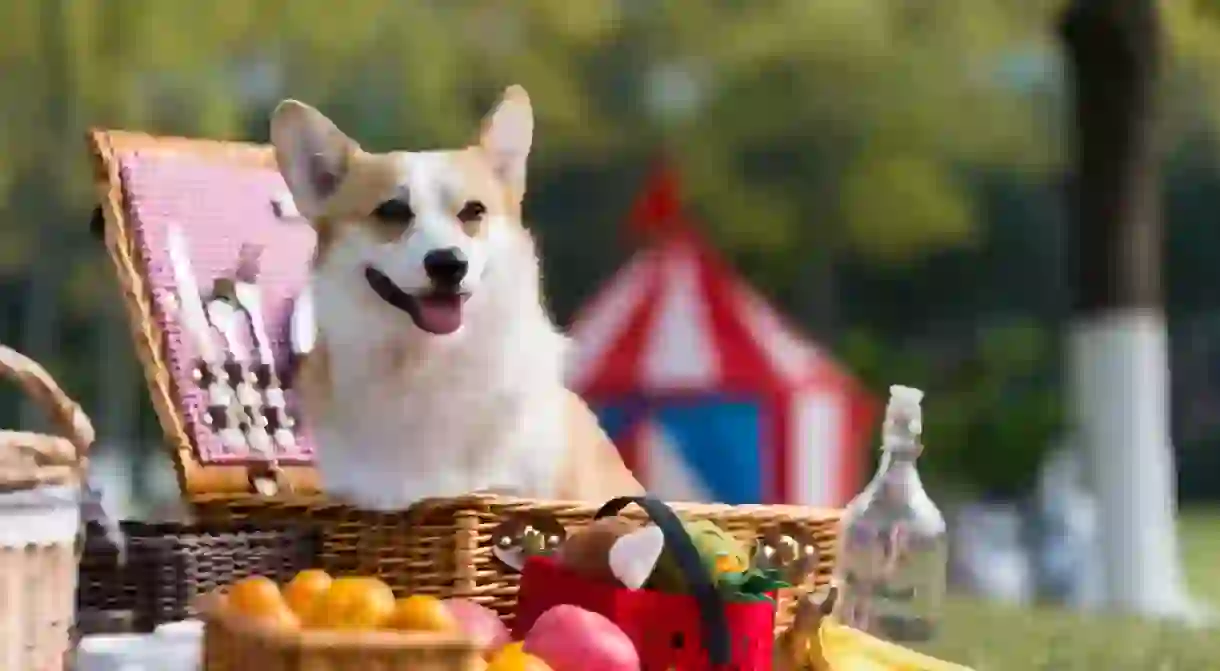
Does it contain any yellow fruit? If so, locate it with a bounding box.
[283,569,333,618]
[225,576,299,630]
[384,594,458,632]
[257,603,303,631]
[496,642,526,658]
[310,576,397,630]
[227,576,285,616]
[488,644,552,671]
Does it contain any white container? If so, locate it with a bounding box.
[76,629,201,671]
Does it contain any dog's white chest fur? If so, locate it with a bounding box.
[306,228,569,511]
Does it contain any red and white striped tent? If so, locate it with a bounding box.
[566,164,876,507]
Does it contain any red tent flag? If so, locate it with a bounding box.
[626,158,688,242]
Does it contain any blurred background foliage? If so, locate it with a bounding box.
[3,0,1220,500]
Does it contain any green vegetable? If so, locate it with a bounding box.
[648,519,790,601]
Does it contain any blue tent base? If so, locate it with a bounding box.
[596,393,767,504]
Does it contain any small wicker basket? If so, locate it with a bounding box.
[199,592,482,671]
[0,344,95,671]
[77,520,319,632]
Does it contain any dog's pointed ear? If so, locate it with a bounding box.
[270,100,359,219]
[479,85,533,196]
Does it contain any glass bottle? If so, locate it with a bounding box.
[833,385,947,642]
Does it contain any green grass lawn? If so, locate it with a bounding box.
[906,507,1220,670]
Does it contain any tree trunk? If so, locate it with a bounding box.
[1060,0,1200,618]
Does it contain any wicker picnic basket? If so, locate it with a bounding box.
[199,592,481,671]
[86,127,843,635]
[0,345,95,671]
[77,519,319,632]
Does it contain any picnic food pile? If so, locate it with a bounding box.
[217,570,639,671]
[202,495,969,671]
[213,567,967,671]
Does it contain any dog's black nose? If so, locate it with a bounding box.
[423,247,468,288]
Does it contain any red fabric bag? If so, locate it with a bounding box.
[514,496,776,670]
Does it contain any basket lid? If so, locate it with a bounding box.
[87,129,321,499]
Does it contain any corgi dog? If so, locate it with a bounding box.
[271,86,643,511]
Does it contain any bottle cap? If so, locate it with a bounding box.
[883,384,924,446]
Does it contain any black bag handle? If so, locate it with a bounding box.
[595,496,732,664]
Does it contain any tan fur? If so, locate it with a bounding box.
[278,87,642,504]
[557,389,645,501]
[310,148,510,249]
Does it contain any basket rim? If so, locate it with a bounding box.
[193,490,841,523]
[198,591,480,652]
[87,128,320,499]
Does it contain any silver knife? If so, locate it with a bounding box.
[231,245,297,450]
[166,225,220,366]
[166,224,234,415]
[206,295,272,457]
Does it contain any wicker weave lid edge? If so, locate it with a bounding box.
[87,128,321,502]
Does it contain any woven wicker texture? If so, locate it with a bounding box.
[0,345,94,492]
[75,522,135,620]
[77,521,318,632]
[0,542,79,671]
[194,494,840,635]
[200,593,481,671]
[0,344,93,671]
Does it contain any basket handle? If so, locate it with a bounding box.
[595,496,732,665]
[0,344,95,491]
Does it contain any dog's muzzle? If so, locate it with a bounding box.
[364,266,469,335]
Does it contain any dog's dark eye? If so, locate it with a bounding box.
[457,200,486,223]
[371,198,414,224]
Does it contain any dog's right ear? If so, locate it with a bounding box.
[270,100,360,219]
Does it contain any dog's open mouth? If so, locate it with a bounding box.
[364,267,469,335]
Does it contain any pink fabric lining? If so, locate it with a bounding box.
[121,152,316,464]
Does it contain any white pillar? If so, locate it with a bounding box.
[1068,309,1208,621]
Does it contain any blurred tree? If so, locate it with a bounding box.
[0,1,1075,315]
[3,0,1220,479]
[1060,0,1197,620]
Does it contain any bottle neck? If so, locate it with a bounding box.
[875,441,922,478]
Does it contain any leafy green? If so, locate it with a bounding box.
[717,568,789,604]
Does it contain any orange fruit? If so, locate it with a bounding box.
[225,576,299,630]
[227,576,285,617]
[283,569,333,617]
[487,645,551,671]
[384,594,458,632]
[309,576,396,630]
[255,603,303,631]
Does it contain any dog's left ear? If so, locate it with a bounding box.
[479,85,533,196]
[270,100,360,219]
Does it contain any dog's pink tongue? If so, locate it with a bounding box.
[416,295,463,334]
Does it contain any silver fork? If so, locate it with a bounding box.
[230,244,296,451]
[205,291,271,458]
